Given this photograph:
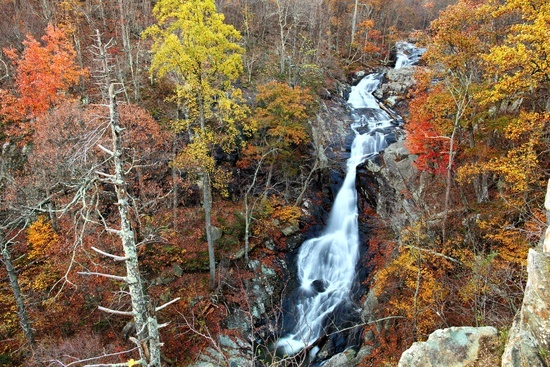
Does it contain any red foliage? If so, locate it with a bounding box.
[405,86,450,176]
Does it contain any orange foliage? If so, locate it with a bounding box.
[251,81,316,150]
[3,24,87,119]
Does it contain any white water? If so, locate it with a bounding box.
[276,72,392,356]
[395,41,425,69]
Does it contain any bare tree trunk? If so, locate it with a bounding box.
[118,0,140,101]
[45,187,58,232]
[442,73,471,242]
[442,123,457,242]
[172,137,179,232]
[243,152,273,264]
[244,192,251,265]
[197,94,216,290]
[202,173,215,290]
[1,235,34,347]
[274,0,289,75]
[108,84,161,366]
[350,0,358,54]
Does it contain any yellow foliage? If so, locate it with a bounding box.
[480,0,550,104]
[27,215,59,261]
[32,263,59,292]
[273,205,301,226]
[478,218,528,265]
[458,112,545,198]
[375,245,448,337]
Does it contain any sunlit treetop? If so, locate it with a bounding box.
[480,0,550,105]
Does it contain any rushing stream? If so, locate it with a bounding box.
[275,42,423,361]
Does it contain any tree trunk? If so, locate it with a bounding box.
[468,127,488,203]
[275,0,288,75]
[197,91,216,290]
[46,187,57,232]
[172,136,179,232]
[244,192,251,265]
[442,123,458,243]
[108,84,161,366]
[1,235,34,347]
[350,0,358,53]
[202,173,215,290]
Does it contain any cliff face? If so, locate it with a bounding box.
[501,180,550,367]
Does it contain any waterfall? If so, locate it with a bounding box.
[395,41,426,69]
[276,73,394,357]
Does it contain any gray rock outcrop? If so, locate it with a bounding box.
[398,326,499,367]
[366,139,424,234]
[374,67,417,109]
[501,180,550,367]
[187,335,254,367]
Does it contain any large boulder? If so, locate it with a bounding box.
[398,326,499,367]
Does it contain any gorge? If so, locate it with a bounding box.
[276,43,421,362]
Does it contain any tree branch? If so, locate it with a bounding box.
[91,246,129,261]
[97,305,134,316]
[78,271,127,282]
[155,297,180,312]
[97,144,114,156]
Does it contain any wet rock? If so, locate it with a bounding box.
[225,309,250,331]
[398,326,498,367]
[374,67,416,98]
[311,279,327,293]
[247,260,281,320]
[366,139,423,234]
[286,233,306,251]
[188,336,253,367]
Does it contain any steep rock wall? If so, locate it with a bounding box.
[501,180,550,367]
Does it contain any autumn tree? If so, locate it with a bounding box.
[456,0,550,269]
[479,0,550,110]
[406,0,495,240]
[393,0,546,349]
[0,23,88,356]
[2,24,87,120]
[242,81,316,192]
[144,0,248,289]
[80,84,166,366]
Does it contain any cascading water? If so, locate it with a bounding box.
[395,41,426,69]
[276,73,394,358]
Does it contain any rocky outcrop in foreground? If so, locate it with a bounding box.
[500,180,550,367]
[398,326,499,367]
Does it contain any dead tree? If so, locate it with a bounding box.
[1,232,35,347]
[80,84,178,366]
